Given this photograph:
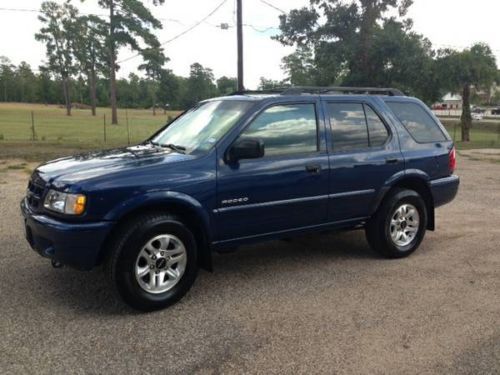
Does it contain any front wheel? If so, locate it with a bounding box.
[105,213,198,311]
[365,188,427,258]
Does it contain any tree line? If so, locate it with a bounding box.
[0,57,237,111]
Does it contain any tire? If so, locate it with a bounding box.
[104,212,198,311]
[365,188,427,258]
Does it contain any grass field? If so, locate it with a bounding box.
[0,102,178,145]
[441,119,500,149]
[0,102,499,161]
[0,103,180,160]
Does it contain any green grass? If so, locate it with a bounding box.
[442,121,500,149]
[0,103,179,147]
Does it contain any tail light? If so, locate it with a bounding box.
[449,146,456,174]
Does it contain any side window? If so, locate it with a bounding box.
[328,103,368,151]
[239,104,318,157]
[386,101,446,143]
[365,105,389,147]
[327,102,390,152]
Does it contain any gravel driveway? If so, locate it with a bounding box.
[0,156,498,374]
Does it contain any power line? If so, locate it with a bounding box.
[258,0,285,14]
[117,0,229,64]
[244,24,279,33]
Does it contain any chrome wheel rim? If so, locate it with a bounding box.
[135,234,187,294]
[390,203,420,247]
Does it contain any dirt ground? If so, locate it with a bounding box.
[0,155,498,374]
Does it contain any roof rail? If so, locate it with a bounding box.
[230,86,405,97]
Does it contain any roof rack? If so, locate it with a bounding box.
[230,86,405,97]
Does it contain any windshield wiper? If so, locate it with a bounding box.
[144,140,160,147]
[145,140,186,154]
[161,143,186,154]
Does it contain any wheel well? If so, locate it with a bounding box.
[389,177,435,230]
[97,203,213,271]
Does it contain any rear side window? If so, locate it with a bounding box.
[240,103,318,157]
[326,103,390,152]
[387,102,446,143]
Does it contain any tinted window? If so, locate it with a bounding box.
[387,102,446,142]
[240,104,318,157]
[328,103,369,151]
[365,106,389,147]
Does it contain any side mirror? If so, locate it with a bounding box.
[226,138,264,163]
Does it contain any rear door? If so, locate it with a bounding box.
[324,98,404,222]
[215,99,329,241]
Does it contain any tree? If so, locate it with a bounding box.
[16,62,37,103]
[138,46,168,115]
[36,1,78,116]
[183,63,216,108]
[0,56,16,102]
[274,0,439,103]
[72,15,107,116]
[158,69,181,110]
[216,76,237,95]
[92,0,166,124]
[437,44,497,141]
[258,77,287,90]
[36,69,59,104]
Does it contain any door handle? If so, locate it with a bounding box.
[385,158,400,164]
[305,164,321,174]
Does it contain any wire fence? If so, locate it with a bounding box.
[442,120,500,148]
[0,106,178,147]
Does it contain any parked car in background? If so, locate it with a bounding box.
[472,112,484,120]
[21,87,459,311]
[491,108,500,115]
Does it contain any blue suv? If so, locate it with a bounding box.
[21,87,459,311]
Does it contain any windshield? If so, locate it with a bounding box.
[151,100,254,154]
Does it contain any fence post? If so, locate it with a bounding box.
[126,109,131,145]
[103,114,107,144]
[31,110,36,141]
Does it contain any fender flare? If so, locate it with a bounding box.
[103,190,213,270]
[370,169,435,230]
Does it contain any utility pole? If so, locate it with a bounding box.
[237,0,244,91]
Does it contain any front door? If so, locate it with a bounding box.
[215,101,329,242]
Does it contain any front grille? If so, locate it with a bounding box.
[26,173,47,211]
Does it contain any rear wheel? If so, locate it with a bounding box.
[366,188,427,258]
[105,213,198,311]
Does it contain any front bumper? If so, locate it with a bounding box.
[21,198,114,270]
[430,175,460,207]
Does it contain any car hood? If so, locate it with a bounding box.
[36,144,194,186]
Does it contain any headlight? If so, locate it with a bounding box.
[43,190,86,215]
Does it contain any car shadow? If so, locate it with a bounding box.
[36,230,378,315]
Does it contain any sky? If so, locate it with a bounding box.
[0,0,499,89]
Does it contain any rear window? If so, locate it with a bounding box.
[387,102,446,143]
